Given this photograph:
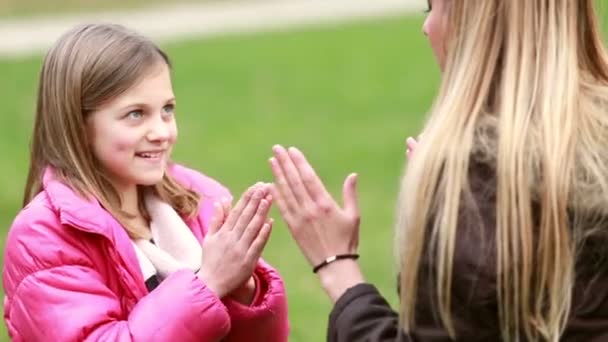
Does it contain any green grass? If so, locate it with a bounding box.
[0,15,437,341]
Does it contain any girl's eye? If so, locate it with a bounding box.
[163,104,175,114]
[162,104,176,118]
[126,110,143,120]
[424,1,432,13]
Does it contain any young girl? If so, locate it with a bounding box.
[269,0,608,341]
[3,23,288,341]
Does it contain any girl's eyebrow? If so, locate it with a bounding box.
[117,97,176,111]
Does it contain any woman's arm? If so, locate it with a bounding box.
[267,145,410,341]
[328,282,411,342]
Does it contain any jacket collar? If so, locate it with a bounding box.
[42,168,121,238]
[42,167,149,297]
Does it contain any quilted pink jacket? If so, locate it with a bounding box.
[3,164,289,341]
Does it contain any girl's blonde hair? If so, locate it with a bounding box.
[397,1,608,340]
[24,23,199,239]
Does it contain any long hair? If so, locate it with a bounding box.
[397,1,608,340]
[23,23,199,239]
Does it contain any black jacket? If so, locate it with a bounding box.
[327,161,608,341]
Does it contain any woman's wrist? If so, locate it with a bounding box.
[317,258,365,303]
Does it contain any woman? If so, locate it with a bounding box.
[269,0,608,341]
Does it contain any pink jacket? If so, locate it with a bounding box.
[3,164,289,341]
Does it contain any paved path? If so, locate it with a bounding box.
[0,0,422,57]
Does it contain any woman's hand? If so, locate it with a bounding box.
[406,136,419,158]
[269,145,359,265]
[269,145,365,302]
[197,183,273,299]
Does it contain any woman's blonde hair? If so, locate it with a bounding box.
[397,1,608,340]
[23,23,199,239]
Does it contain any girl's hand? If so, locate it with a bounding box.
[197,183,273,298]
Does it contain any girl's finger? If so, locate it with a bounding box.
[223,183,259,229]
[233,188,268,238]
[241,203,272,246]
[247,220,273,260]
[207,202,224,235]
[221,198,232,222]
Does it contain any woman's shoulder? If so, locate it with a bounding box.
[168,163,232,200]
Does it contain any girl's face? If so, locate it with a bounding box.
[423,0,448,70]
[87,63,177,193]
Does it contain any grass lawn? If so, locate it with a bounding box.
[0,14,437,341]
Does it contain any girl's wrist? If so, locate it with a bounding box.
[229,275,257,305]
[196,269,225,298]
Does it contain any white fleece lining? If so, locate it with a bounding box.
[131,193,202,281]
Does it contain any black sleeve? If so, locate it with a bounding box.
[327,283,412,342]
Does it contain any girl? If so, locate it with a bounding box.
[3,23,288,341]
[269,0,608,341]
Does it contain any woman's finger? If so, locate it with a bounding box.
[406,137,418,150]
[269,156,299,212]
[270,183,293,224]
[272,145,312,205]
[287,146,332,203]
[342,173,359,217]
